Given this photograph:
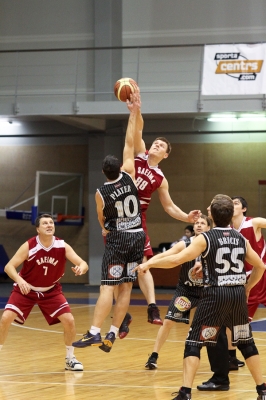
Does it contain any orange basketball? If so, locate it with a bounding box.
[114,77,138,102]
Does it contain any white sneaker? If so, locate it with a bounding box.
[65,356,83,371]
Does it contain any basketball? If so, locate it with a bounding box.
[114,77,138,102]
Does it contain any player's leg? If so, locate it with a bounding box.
[197,326,230,391]
[145,285,190,370]
[238,342,266,399]
[172,345,201,400]
[137,249,162,325]
[0,310,17,345]
[112,282,133,328]
[100,282,133,353]
[72,284,114,349]
[226,327,245,368]
[0,287,35,347]
[58,312,76,345]
[58,312,84,372]
[113,287,132,340]
[145,319,174,369]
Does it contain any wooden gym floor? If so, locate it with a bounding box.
[0,283,265,400]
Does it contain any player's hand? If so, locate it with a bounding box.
[187,210,201,223]
[101,228,109,237]
[191,261,203,279]
[17,278,31,295]
[133,263,149,275]
[72,266,83,276]
[127,87,141,113]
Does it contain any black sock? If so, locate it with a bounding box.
[229,349,236,358]
[180,386,191,394]
[151,352,158,359]
[148,303,156,308]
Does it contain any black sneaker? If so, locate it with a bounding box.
[229,355,239,371]
[229,355,245,369]
[257,389,266,400]
[119,313,132,339]
[236,357,245,367]
[145,354,158,370]
[147,305,163,325]
[72,331,102,348]
[99,332,116,353]
[171,390,191,400]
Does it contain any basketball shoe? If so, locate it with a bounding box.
[145,354,158,370]
[99,332,116,353]
[72,331,102,348]
[257,384,266,400]
[65,356,83,371]
[171,390,191,400]
[119,313,132,339]
[147,304,163,325]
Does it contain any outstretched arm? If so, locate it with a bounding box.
[126,87,146,155]
[122,91,141,179]
[157,178,201,223]
[134,234,206,274]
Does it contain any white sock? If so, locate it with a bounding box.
[109,325,119,336]
[90,326,101,335]
[66,345,74,359]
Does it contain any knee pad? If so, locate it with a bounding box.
[184,344,201,359]
[238,341,259,359]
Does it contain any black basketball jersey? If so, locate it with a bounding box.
[179,239,203,287]
[97,171,142,232]
[201,227,247,286]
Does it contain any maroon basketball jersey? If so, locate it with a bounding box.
[19,236,66,287]
[134,152,164,212]
[233,216,266,272]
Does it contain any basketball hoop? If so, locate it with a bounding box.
[57,214,85,223]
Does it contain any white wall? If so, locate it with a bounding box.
[0,0,94,50]
[123,0,266,45]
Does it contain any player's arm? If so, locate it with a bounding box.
[252,217,266,237]
[135,234,206,274]
[127,87,146,155]
[157,178,201,223]
[65,243,89,276]
[121,103,136,180]
[95,191,108,235]
[245,241,266,296]
[4,242,32,294]
[144,240,186,263]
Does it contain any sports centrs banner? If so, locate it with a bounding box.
[202,43,266,95]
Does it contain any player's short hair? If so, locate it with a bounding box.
[153,137,172,154]
[199,214,213,228]
[210,194,234,227]
[102,155,121,180]
[35,213,54,227]
[231,196,248,216]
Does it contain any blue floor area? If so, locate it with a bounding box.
[1,282,265,332]
[0,296,170,307]
[250,319,266,332]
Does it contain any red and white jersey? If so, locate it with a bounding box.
[233,216,266,272]
[19,236,66,288]
[134,152,165,212]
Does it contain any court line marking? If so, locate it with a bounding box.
[0,378,263,394]
[9,323,266,345]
